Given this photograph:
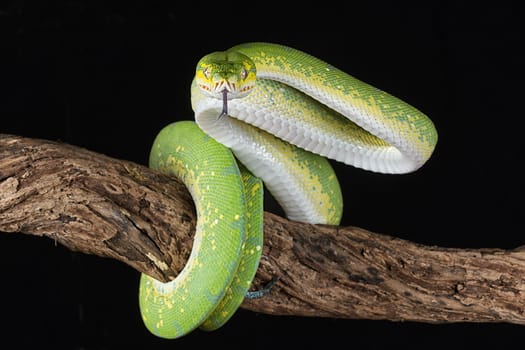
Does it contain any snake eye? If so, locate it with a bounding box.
[240,68,248,81]
[203,66,211,79]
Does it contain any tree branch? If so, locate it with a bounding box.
[1,134,524,325]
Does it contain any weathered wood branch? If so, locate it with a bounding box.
[1,134,524,325]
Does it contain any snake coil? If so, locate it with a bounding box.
[139,42,437,339]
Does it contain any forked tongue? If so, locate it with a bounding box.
[218,89,228,119]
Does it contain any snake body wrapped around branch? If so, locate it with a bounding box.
[138,42,438,339]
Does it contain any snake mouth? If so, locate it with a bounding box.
[198,81,255,100]
[198,83,212,92]
[214,81,235,93]
[239,85,253,93]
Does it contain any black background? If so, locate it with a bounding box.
[1,1,524,349]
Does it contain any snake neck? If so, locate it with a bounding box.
[191,80,343,225]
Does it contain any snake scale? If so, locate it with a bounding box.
[138,42,437,339]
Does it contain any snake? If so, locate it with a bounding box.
[138,42,438,339]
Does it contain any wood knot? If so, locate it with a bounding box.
[0,177,20,200]
[103,182,123,194]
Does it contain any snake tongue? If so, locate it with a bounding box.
[219,89,228,119]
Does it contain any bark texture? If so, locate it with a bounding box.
[1,134,524,325]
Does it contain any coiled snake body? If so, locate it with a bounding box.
[139,42,437,339]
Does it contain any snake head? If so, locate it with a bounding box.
[195,51,257,100]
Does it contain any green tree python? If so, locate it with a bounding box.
[139,42,438,339]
